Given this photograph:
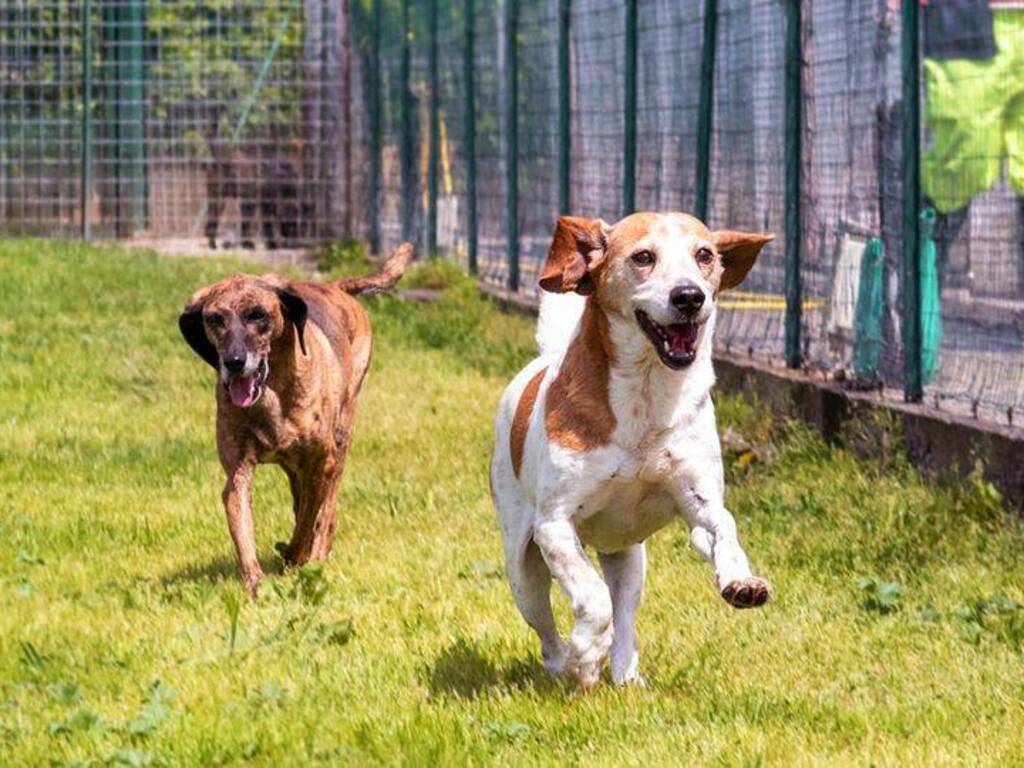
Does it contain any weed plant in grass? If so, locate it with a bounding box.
[1,239,1023,765]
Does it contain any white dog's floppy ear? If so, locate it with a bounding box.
[714,231,774,290]
[539,216,610,295]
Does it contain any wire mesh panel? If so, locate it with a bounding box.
[474,0,508,290]
[634,0,703,213]
[1,0,342,247]
[708,0,786,361]
[921,4,1024,424]
[436,0,469,264]
[0,1,86,237]
[800,0,897,385]
[570,0,624,221]
[376,2,405,252]
[517,0,559,297]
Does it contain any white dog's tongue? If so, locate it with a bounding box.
[228,374,258,407]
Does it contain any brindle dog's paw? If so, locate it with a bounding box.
[275,540,297,565]
[721,577,771,609]
[242,570,264,599]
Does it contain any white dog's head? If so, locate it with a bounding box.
[539,212,773,369]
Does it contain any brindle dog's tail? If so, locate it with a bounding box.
[333,242,415,296]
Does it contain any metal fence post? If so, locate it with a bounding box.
[369,0,382,254]
[81,0,93,241]
[120,0,146,235]
[427,0,439,257]
[464,0,478,273]
[505,0,519,292]
[623,0,637,215]
[695,0,717,220]
[400,0,414,242]
[901,0,923,401]
[784,0,802,369]
[558,0,570,214]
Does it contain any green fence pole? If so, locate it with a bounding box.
[558,0,570,214]
[370,0,381,254]
[400,0,414,242]
[784,0,802,369]
[120,0,146,234]
[81,0,93,241]
[427,0,439,258]
[505,0,519,292]
[695,0,716,220]
[622,0,637,215]
[464,0,478,273]
[901,0,923,401]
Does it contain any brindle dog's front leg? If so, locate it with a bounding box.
[222,459,264,596]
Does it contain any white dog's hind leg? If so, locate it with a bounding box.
[509,538,567,675]
[534,519,614,690]
[599,543,646,686]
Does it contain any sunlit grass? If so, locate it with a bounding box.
[1,239,1022,766]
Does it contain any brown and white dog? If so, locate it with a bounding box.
[179,243,414,595]
[490,212,773,689]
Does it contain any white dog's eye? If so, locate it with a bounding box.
[631,250,655,267]
[696,247,715,267]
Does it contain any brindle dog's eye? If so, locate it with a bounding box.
[205,313,224,328]
[245,308,268,324]
[696,247,715,266]
[632,250,655,267]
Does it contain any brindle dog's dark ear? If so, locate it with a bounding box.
[275,288,308,356]
[178,297,219,370]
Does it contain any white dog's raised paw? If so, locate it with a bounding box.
[721,576,772,609]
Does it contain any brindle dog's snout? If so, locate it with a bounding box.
[223,354,246,374]
[669,280,705,316]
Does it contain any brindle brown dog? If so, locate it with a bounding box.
[179,243,414,595]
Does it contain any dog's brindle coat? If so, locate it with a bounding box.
[179,244,413,594]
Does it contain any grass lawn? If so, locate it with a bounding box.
[1,239,1023,767]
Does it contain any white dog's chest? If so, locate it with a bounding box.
[574,475,680,553]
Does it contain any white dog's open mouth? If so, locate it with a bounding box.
[224,358,268,408]
[635,309,700,369]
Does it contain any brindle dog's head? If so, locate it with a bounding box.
[179,275,307,408]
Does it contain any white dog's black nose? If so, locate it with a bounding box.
[670,282,705,315]
[223,355,246,374]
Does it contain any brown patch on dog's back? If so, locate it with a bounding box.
[511,367,547,477]
[545,301,616,453]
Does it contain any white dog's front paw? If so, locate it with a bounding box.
[721,576,772,609]
[611,650,644,687]
[565,622,614,690]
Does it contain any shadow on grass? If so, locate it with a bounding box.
[160,552,284,589]
[425,637,558,699]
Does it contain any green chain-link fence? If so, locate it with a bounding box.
[3,1,1023,428]
[1,0,345,246]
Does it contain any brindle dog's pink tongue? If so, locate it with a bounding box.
[228,375,257,407]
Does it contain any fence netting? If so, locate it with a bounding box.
[1,0,343,246]
[3,1,1023,429]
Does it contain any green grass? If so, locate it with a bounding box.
[1,239,1023,767]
